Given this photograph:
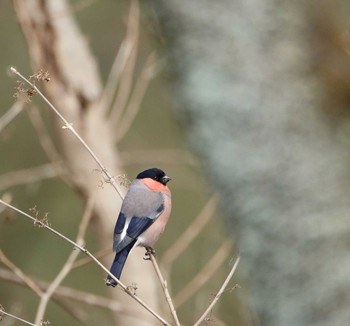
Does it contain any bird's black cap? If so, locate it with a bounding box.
[136,168,171,185]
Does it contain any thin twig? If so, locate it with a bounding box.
[0,267,132,314]
[34,247,81,325]
[114,51,158,143]
[193,256,240,326]
[162,196,217,269]
[72,247,110,269]
[27,105,63,165]
[0,199,171,326]
[109,41,138,127]
[0,101,25,133]
[148,251,180,326]
[100,0,140,116]
[0,268,84,322]
[0,250,43,296]
[174,239,232,308]
[0,308,36,326]
[0,163,62,192]
[34,196,94,324]
[9,67,124,200]
[27,104,68,182]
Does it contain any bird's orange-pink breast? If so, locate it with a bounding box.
[139,193,171,247]
[137,178,171,247]
[142,178,171,195]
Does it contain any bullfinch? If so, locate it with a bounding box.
[106,168,172,287]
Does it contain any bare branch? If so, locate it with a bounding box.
[114,52,159,143]
[0,267,130,314]
[34,196,94,324]
[0,101,25,133]
[9,67,124,200]
[0,306,36,326]
[0,200,171,326]
[108,2,140,124]
[27,105,62,164]
[193,255,240,326]
[174,239,232,308]
[26,105,68,182]
[100,0,140,116]
[0,163,62,192]
[147,250,180,326]
[0,250,42,297]
[72,247,110,269]
[162,195,217,269]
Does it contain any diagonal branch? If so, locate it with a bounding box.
[0,250,43,297]
[10,67,124,200]
[193,255,240,326]
[162,195,217,269]
[34,196,94,324]
[0,163,62,192]
[0,101,25,133]
[114,52,159,143]
[148,250,180,326]
[100,0,140,116]
[0,306,36,326]
[173,239,232,308]
[0,199,171,326]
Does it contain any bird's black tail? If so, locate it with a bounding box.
[106,241,135,287]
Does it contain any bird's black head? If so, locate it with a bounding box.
[136,168,171,185]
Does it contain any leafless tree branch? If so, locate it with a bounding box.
[0,163,62,192]
[34,196,94,324]
[162,195,217,269]
[148,250,180,326]
[0,200,171,326]
[0,101,25,133]
[100,0,140,116]
[0,250,42,297]
[174,239,232,308]
[193,255,240,326]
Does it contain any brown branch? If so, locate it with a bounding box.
[0,101,25,133]
[71,247,110,269]
[0,306,36,326]
[162,195,217,269]
[0,267,130,314]
[173,239,232,308]
[26,104,68,183]
[0,200,171,326]
[193,255,240,326]
[148,250,180,326]
[114,52,159,142]
[10,67,125,200]
[100,0,140,116]
[0,163,62,192]
[0,250,42,297]
[34,196,94,324]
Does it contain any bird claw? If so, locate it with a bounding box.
[143,247,156,260]
[105,278,117,287]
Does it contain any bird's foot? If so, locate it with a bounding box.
[143,247,155,260]
[105,277,117,287]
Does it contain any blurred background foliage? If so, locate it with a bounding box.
[2,1,350,326]
[0,0,238,325]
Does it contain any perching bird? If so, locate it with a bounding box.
[106,168,172,287]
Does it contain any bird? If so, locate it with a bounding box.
[106,168,172,287]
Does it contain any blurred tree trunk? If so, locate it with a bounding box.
[13,0,161,324]
[150,1,350,325]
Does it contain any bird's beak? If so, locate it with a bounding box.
[162,175,171,184]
